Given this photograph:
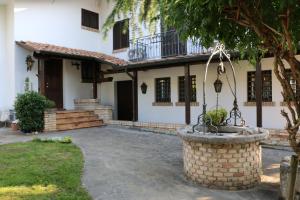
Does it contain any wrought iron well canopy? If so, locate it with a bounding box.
[193,43,245,134]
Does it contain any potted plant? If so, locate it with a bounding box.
[205,108,228,127]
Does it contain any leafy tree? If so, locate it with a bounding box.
[104,0,300,156]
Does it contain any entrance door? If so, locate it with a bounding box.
[44,59,63,109]
[117,81,133,121]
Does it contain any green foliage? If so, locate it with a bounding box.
[33,136,73,144]
[0,141,91,200]
[24,77,30,92]
[206,108,228,126]
[103,0,300,62]
[102,0,161,39]
[15,91,55,132]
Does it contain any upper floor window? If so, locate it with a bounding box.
[247,70,272,102]
[285,69,300,100]
[155,77,171,102]
[113,19,129,50]
[81,9,99,30]
[178,76,197,102]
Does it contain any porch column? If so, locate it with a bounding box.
[132,70,138,121]
[185,64,191,125]
[255,59,262,127]
[93,62,99,99]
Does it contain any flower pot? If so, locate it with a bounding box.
[11,123,19,131]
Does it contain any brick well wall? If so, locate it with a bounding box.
[182,140,262,190]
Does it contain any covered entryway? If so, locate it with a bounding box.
[117,80,133,121]
[44,59,63,109]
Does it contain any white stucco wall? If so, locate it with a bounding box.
[0,1,15,111]
[15,56,101,110]
[14,0,160,61]
[14,46,38,94]
[63,60,95,109]
[15,0,103,52]
[0,5,8,110]
[14,0,124,59]
[100,70,131,119]
[100,57,291,129]
[14,0,116,109]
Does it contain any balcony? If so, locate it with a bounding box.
[128,30,212,62]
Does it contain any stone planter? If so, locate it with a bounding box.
[94,106,113,122]
[74,99,101,110]
[74,99,112,122]
[177,126,269,190]
[11,122,19,131]
[44,109,57,132]
[280,156,300,199]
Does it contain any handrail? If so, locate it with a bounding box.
[128,30,209,62]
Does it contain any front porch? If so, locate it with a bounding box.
[44,99,113,132]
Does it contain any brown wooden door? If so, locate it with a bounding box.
[117,81,133,121]
[44,59,63,109]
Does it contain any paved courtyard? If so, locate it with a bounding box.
[0,126,293,200]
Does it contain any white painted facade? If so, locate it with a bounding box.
[0,0,15,111]
[100,58,289,129]
[0,0,295,129]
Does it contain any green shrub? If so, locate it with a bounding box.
[206,108,228,126]
[15,91,55,132]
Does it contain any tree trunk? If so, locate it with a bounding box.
[273,55,300,157]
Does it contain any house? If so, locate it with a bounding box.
[0,0,296,131]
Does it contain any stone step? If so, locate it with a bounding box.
[56,109,94,114]
[57,120,104,131]
[56,111,95,119]
[56,115,99,125]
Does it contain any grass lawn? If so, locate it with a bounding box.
[0,140,91,200]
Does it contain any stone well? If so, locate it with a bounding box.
[177,126,268,190]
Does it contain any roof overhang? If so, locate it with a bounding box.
[16,41,128,67]
[105,52,240,74]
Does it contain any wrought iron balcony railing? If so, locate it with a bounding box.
[128,30,212,62]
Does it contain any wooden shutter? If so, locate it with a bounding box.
[113,19,129,50]
[90,11,99,30]
[81,9,99,30]
[113,22,121,50]
[121,20,129,48]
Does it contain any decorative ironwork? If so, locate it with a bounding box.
[247,70,272,102]
[192,104,218,134]
[155,77,171,102]
[128,30,212,62]
[193,43,245,134]
[26,55,35,71]
[225,100,245,126]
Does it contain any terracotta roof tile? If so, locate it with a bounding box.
[16,41,128,66]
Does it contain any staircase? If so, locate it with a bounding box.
[56,110,104,131]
